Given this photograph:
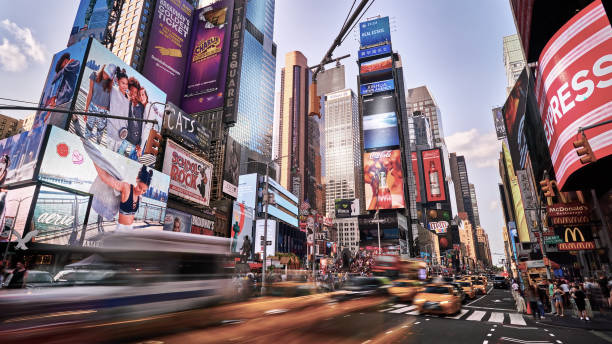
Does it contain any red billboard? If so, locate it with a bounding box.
[411,151,421,203]
[534,0,612,189]
[363,149,405,210]
[421,148,446,203]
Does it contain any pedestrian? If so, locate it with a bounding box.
[596,274,610,310]
[537,282,548,317]
[526,284,541,320]
[572,284,589,321]
[6,261,28,289]
[553,283,565,316]
[548,279,556,315]
[560,280,570,306]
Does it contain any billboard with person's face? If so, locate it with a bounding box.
[363,149,405,210]
[0,186,36,242]
[181,0,234,114]
[162,139,212,206]
[68,0,113,47]
[231,201,254,255]
[142,0,194,104]
[0,125,46,187]
[421,148,446,203]
[70,39,167,167]
[36,40,88,128]
[38,126,170,246]
[163,207,192,233]
[223,135,241,198]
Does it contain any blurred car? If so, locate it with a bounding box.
[492,276,509,289]
[479,275,489,285]
[455,280,476,299]
[413,284,462,315]
[388,279,424,302]
[2,270,55,289]
[53,269,120,286]
[472,278,487,295]
[449,282,467,303]
[335,276,390,300]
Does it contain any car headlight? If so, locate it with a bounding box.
[414,299,425,302]
[440,301,449,304]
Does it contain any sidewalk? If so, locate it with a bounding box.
[535,312,612,331]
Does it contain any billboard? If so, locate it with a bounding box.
[181,0,233,114]
[493,107,505,139]
[231,201,254,254]
[503,141,531,243]
[255,219,276,257]
[554,226,594,251]
[0,186,36,242]
[191,214,214,235]
[360,79,394,96]
[32,186,90,246]
[411,151,422,203]
[316,65,346,96]
[236,173,258,210]
[502,69,529,170]
[421,148,446,203]
[162,139,212,206]
[222,0,246,125]
[38,126,170,245]
[70,39,167,167]
[359,17,391,48]
[334,199,359,218]
[358,44,391,60]
[0,125,46,187]
[163,207,192,233]
[360,56,392,81]
[535,0,612,189]
[163,102,210,151]
[363,93,395,114]
[363,112,400,150]
[68,0,112,47]
[142,0,193,104]
[223,136,241,198]
[363,149,405,210]
[36,40,88,128]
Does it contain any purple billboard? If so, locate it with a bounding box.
[181,0,234,114]
[142,0,193,104]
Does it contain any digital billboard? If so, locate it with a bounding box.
[142,0,193,104]
[223,135,241,198]
[162,139,212,206]
[231,201,254,255]
[255,219,276,257]
[492,107,505,139]
[358,44,391,60]
[38,126,170,245]
[181,0,234,114]
[363,112,400,150]
[363,149,405,210]
[334,199,359,218]
[535,0,612,189]
[68,0,112,47]
[237,173,258,210]
[0,186,36,242]
[163,102,210,151]
[360,56,392,74]
[363,93,395,114]
[36,39,88,128]
[502,141,530,243]
[163,207,192,233]
[359,17,391,48]
[70,39,167,167]
[411,151,422,203]
[0,125,46,187]
[421,148,446,203]
[360,79,394,96]
[502,69,528,171]
[32,186,90,246]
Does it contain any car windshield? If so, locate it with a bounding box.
[459,282,471,287]
[347,278,378,286]
[26,272,53,283]
[424,286,450,294]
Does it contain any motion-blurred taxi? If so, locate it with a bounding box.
[388,279,424,302]
[412,284,462,315]
[472,277,487,295]
[455,280,476,299]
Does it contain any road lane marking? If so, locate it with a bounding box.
[390,306,416,313]
[488,334,492,337]
[386,330,393,334]
[414,321,421,324]
[499,337,552,343]
[508,313,527,326]
[407,310,420,315]
[264,309,288,315]
[549,334,555,337]
[450,309,469,319]
[483,341,488,344]
[488,312,504,323]
[391,304,408,308]
[465,305,517,311]
[467,310,486,321]
[555,341,562,344]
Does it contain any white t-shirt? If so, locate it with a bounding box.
[108,85,129,141]
[512,283,519,290]
[561,283,570,292]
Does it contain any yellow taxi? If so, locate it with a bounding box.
[455,280,477,299]
[412,284,462,316]
[471,277,487,295]
[388,279,424,302]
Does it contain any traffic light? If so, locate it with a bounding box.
[309,82,321,118]
[573,131,597,164]
[144,129,163,155]
[540,178,554,198]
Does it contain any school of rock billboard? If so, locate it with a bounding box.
[363,149,405,210]
[421,148,446,203]
[534,0,612,190]
[162,139,212,206]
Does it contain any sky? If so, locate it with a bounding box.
[0,0,518,264]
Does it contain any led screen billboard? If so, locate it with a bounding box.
[360,79,394,96]
[502,141,530,243]
[502,69,528,171]
[334,199,359,218]
[237,173,258,210]
[363,149,405,210]
[363,112,400,150]
[68,0,112,47]
[38,126,170,245]
[163,102,210,151]
[181,0,234,114]
[0,125,46,187]
[70,39,167,167]
[36,40,88,128]
[142,0,194,104]
[535,0,612,189]
[223,135,241,198]
[358,44,391,60]
[255,219,276,257]
[163,207,192,233]
[360,55,392,74]
[162,139,212,206]
[493,107,505,139]
[421,148,446,203]
[359,17,391,48]
[0,185,36,242]
[363,93,395,114]
[411,151,422,203]
[231,201,254,255]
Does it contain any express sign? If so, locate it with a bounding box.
[534,0,612,189]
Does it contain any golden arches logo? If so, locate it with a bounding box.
[564,227,585,242]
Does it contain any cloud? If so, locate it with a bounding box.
[489,200,500,211]
[445,128,500,168]
[0,19,46,71]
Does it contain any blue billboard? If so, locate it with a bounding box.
[360,79,394,96]
[358,44,391,60]
[359,17,391,48]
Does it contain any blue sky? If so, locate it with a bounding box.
[0,0,518,263]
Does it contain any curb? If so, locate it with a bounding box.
[534,319,612,332]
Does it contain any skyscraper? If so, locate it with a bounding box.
[503,34,526,95]
[406,86,445,148]
[449,153,476,226]
[469,183,481,228]
[110,0,158,69]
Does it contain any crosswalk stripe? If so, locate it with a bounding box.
[449,309,469,319]
[488,312,504,323]
[407,310,420,315]
[508,313,527,326]
[390,306,416,313]
[391,304,408,308]
[466,310,486,321]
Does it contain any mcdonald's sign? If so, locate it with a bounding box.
[554,226,595,251]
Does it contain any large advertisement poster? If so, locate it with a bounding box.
[363,149,405,210]
[334,199,359,218]
[535,0,612,189]
[363,112,400,150]
[163,102,210,151]
[360,79,394,96]
[231,202,254,255]
[358,44,391,60]
[68,0,112,47]
[162,139,212,206]
[223,136,241,198]
[36,40,88,128]
[0,125,46,187]
[503,141,530,243]
[38,126,170,245]
[421,148,446,203]
[0,186,36,242]
[359,17,391,48]
[502,69,528,171]
[411,151,422,203]
[163,207,192,233]
[181,0,234,114]
[142,0,193,104]
[255,219,276,257]
[70,39,167,167]
[493,107,505,139]
[359,56,393,84]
